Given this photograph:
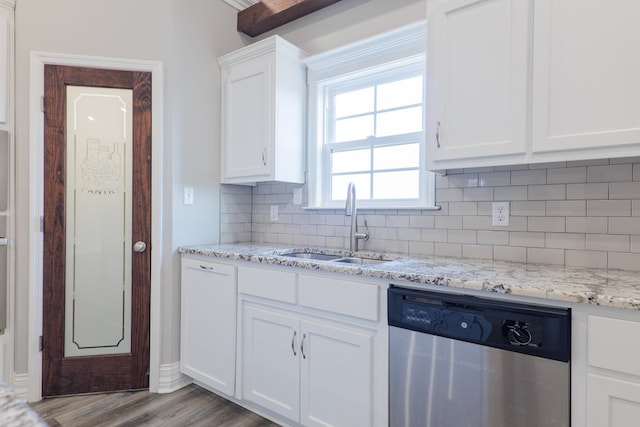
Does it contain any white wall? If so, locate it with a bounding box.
[11,0,425,387]
[13,0,241,377]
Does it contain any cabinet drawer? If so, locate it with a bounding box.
[588,315,640,376]
[298,274,379,321]
[182,257,236,278]
[238,265,297,303]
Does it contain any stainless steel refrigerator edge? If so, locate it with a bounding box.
[0,129,8,333]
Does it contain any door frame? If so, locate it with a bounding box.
[27,52,164,401]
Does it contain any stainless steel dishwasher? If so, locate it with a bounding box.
[388,286,571,427]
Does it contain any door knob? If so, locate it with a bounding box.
[133,241,147,253]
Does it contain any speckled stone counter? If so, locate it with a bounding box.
[0,381,47,426]
[179,244,640,310]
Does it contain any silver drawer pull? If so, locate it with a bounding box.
[291,331,297,356]
[301,333,307,359]
[0,238,7,246]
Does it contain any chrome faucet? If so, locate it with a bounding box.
[345,182,369,252]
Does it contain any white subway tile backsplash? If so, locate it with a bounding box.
[511,169,547,185]
[435,242,462,257]
[566,250,607,269]
[545,233,585,250]
[511,201,546,216]
[238,159,640,271]
[527,248,565,265]
[608,217,640,235]
[610,156,640,164]
[510,232,545,248]
[410,215,435,228]
[494,246,527,263]
[528,217,565,232]
[479,171,510,187]
[436,188,464,202]
[386,215,409,228]
[609,181,640,199]
[447,173,479,188]
[463,244,493,260]
[477,230,510,245]
[587,200,631,217]
[547,167,586,184]
[422,228,448,242]
[463,187,494,201]
[528,184,566,200]
[494,186,527,201]
[586,234,630,252]
[449,202,478,216]
[448,229,477,244]
[566,183,608,200]
[409,240,434,256]
[587,164,633,182]
[566,217,608,234]
[462,215,492,230]
[435,216,463,230]
[608,252,640,271]
[546,200,586,217]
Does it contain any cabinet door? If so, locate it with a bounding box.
[587,373,640,427]
[426,0,528,168]
[222,56,273,181]
[300,320,374,427]
[241,304,300,421]
[180,258,237,396]
[532,0,640,155]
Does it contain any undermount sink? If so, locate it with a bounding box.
[280,252,343,261]
[333,257,389,265]
[279,251,393,265]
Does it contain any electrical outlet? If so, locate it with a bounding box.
[270,205,279,222]
[492,201,510,226]
[293,187,302,205]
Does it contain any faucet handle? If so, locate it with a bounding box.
[355,219,370,241]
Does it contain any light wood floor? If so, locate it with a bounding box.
[29,384,280,427]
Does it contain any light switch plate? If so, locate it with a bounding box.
[184,187,194,205]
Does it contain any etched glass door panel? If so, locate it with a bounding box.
[64,86,133,357]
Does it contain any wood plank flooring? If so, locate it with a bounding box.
[29,384,280,427]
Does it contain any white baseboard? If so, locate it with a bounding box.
[10,372,29,401]
[156,362,192,394]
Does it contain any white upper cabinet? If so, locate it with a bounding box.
[219,36,307,184]
[531,0,640,158]
[426,0,640,170]
[426,0,529,168]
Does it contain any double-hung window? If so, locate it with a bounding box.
[305,22,436,209]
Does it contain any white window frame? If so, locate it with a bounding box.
[304,21,436,209]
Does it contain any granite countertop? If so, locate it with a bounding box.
[0,381,47,426]
[179,243,640,310]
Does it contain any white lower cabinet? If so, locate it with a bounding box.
[241,301,374,427]
[587,373,640,427]
[180,256,237,396]
[574,309,640,427]
[241,304,300,419]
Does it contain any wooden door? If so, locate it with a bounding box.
[42,65,152,396]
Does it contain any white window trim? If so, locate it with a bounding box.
[304,21,437,210]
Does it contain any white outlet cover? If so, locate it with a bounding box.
[492,201,510,226]
[270,205,279,221]
[293,187,302,205]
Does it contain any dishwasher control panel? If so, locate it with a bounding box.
[388,286,571,362]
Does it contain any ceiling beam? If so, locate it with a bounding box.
[238,0,342,37]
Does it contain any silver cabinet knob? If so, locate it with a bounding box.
[133,241,147,253]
